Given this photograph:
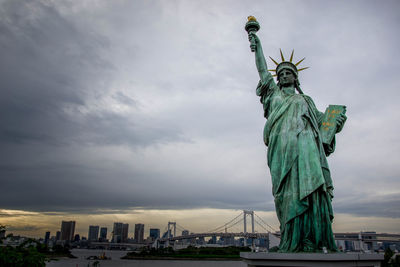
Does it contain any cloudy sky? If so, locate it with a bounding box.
[1,0,399,238]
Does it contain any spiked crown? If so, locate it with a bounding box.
[269,49,309,77]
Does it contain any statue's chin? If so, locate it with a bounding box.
[280,82,294,87]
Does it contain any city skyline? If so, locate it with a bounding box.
[2,208,400,239]
[1,0,399,238]
[6,218,397,254]
[6,216,400,243]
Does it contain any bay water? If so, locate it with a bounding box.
[46,249,247,267]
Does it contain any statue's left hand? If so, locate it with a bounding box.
[336,113,347,133]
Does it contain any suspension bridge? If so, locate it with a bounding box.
[158,210,279,247]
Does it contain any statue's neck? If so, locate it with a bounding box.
[281,86,295,95]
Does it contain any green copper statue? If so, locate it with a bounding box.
[245,16,346,253]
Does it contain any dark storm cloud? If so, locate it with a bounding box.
[0,0,104,146]
[334,193,400,218]
[0,0,183,148]
[0,159,269,213]
[0,1,187,212]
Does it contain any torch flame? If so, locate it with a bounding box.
[247,16,257,22]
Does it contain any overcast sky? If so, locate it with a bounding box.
[1,0,399,237]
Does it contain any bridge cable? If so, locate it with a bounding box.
[213,216,243,233]
[254,213,278,232]
[205,211,243,233]
[225,216,244,231]
[176,223,188,232]
[254,218,270,233]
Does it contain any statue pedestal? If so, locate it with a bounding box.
[240,252,383,267]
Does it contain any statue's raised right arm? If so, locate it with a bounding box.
[248,32,269,83]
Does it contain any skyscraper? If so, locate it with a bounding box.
[44,231,50,244]
[100,227,107,241]
[88,225,99,241]
[122,223,129,243]
[134,223,144,243]
[149,228,160,240]
[112,222,129,243]
[60,221,75,241]
[55,231,61,241]
[112,222,122,243]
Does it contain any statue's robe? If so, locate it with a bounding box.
[257,73,337,252]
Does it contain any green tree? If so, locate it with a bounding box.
[0,224,5,244]
[0,227,46,267]
[383,247,400,267]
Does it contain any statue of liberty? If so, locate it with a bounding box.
[245,16,346,252]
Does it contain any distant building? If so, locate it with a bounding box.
[219,236,235,246]
[150,228,160,240]
[182,230,189,236]
[208,235,217,244]
[60,221,75,242]
[88,225,99,241]
[44,231,50,244]
[362,231,378,251]
[0,227,5,239]
[55,231,61,241]
[256,238,268,248]
[112,222,128,243]
[197,236,206,245]
[100,227,107,241]
[134,224,144,243]
[122,224,129,243]
[74,234,80,242]
[112,222,122,243]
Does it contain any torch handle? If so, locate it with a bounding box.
[245,18,260,53]
[249,31,256,52]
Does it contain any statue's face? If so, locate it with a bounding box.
[278,69,296,86]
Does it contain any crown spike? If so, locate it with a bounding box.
[295,57,305,66]
[298,67,309,71]
[268,69,277,72]
[272,74,277,77]
[269,56,279,66]
[290,49,294,62]
[280,49,285,61]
